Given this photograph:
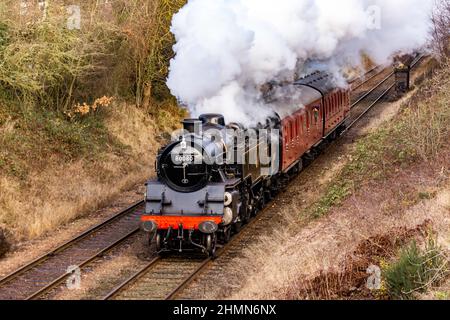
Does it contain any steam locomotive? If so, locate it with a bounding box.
[141,71,350,256]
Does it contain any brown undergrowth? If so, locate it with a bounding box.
[286,222,431,300]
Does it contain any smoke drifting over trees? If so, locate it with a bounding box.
[167,0,433,124]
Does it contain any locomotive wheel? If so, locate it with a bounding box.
[329,130,337,141]
[233,221,242,234]
[258,192,266,210]
[221,227,231,243]
[155,232,162,252]
[205,234,217,257]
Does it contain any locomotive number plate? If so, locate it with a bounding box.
[174,154,195,163]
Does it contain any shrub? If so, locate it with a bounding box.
[383,238,449,299]
[146,0,186,100]
[0,2,122,112]
[0,0,187,112]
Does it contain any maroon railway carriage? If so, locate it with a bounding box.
[281,72,350,172]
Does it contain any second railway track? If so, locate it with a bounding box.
[0,201,145,300]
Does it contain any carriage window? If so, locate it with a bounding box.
[285,125,289,146]
[306,110,312,131]
[294,118,297,137]
[290,121,295,140]
[302,116,306,133]
[314,107,319,123]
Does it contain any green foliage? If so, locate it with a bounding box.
[311,181,352,218]
[0,0,188,111]
[0,100,127,180]
[345,129,389,179]
[152,98,187,131]
[435,291,449,300]
[0,0,185,180]
[145,0,187,100]
[0,10,121,111]
[0,22,8,49]
[383,238,449,300]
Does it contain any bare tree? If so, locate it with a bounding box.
[430,0,450,58]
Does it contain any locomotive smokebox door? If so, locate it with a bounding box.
[394,63,410,94]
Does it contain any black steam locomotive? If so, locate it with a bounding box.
[141,71,351,256]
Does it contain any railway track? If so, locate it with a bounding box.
[103,211,274,300]
[0,55,426,301]
[102,55,426,301]
[346,54,424,131]
[349,64,384,91]
[0,201,145,300]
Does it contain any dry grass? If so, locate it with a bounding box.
[307,61,449,219]
[394,61,450,161]
[230,176,449,300]
[0,102,172,239]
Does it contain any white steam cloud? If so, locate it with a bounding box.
[167,0,432,125]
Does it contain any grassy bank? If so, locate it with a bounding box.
[310,61,450,219]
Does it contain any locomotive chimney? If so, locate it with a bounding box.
[182,119,203,135]
[199,114,225,126]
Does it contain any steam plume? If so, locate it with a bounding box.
[167,0,432,125]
